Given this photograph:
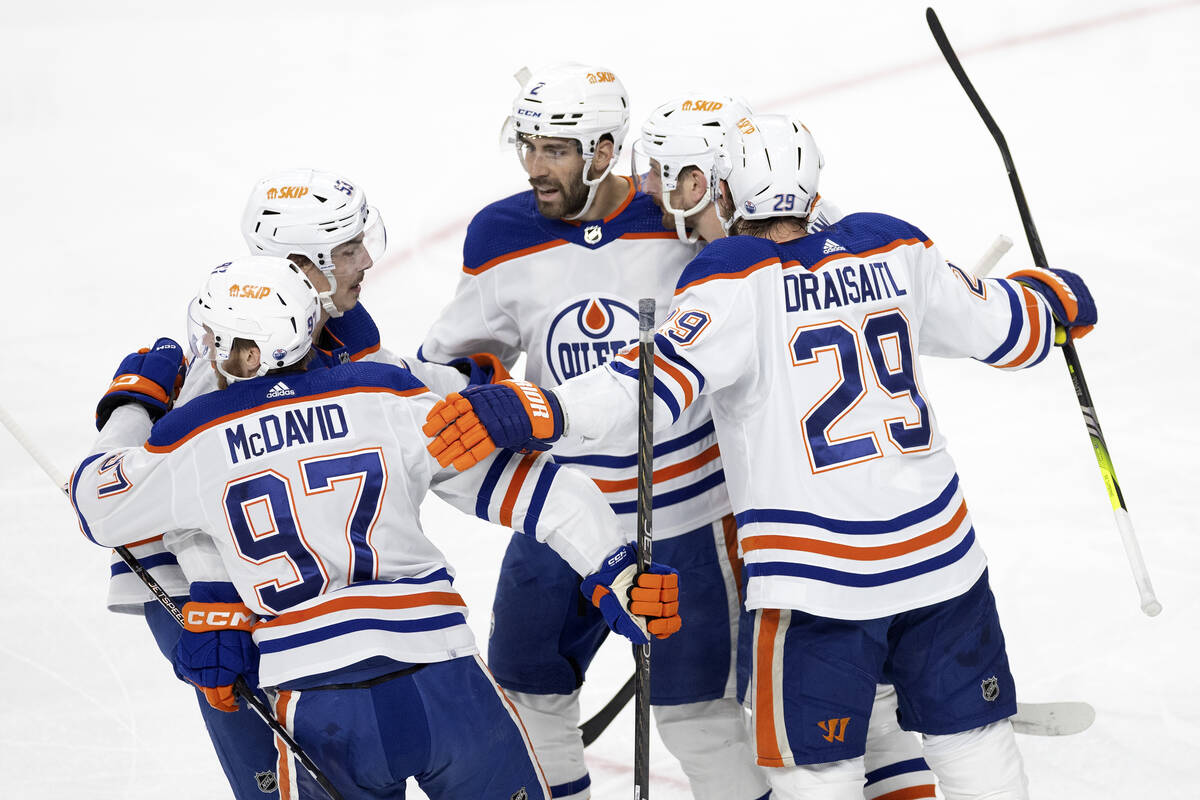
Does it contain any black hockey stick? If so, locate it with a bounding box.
[109,546,345,800]
[926,7,1161,617]
[580,673,635,746]
[0,404,345,800]
[634,298,655,799]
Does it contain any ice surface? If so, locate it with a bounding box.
[1,1,1197,796]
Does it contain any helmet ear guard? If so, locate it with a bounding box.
[191,256,321,383]
[722,114,824,234]
[502,63,630,220]
[241,169,387,318]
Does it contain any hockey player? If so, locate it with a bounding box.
[70,255,682,800]
[636,97,937,800]
[634,95,841,245]
[423,112,1099,799]
[109,169,490,799]
[418,65,768,800]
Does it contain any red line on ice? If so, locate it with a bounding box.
[377,0,1199,273]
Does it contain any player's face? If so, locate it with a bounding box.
[520,135,589,219]
[327,232,373,311]
[644,160,700,229]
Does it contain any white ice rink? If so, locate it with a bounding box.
[2,0,1197,796]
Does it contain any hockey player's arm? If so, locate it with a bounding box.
[418,245,525,371]
[423,272,758,464]
[69,406,191,548]
[559,261,762,439]
[920,239,1060,369]
[428,449,680,642]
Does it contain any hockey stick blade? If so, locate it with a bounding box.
[1013,701,1095,736]
[581,674,635,746]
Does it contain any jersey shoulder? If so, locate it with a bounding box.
[317,302,381,362]
[598,185,676,238]
[463,190,561,274]
[676,235,782,293]
[147,363,429,450]
[788,212,931,269]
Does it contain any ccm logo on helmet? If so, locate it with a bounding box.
[266,186,309,200]
[228,284,272,300]
[681,100,723,112]
[587,71,616,84]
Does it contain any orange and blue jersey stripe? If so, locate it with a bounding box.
[460,181,682,277]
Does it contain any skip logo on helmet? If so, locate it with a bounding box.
[265,186,309,200]
[228,284,272,300]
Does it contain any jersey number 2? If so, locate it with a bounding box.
[789,309,930,472]
[222,448,387,613]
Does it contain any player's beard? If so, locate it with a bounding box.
[530,175,590,219]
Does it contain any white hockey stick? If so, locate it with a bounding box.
[970,233,1013,277]
[0,402,68,487]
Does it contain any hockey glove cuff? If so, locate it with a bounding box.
[1009,267,1097,341]
[423,379,564,470]
[173,582,259,713]
[445,352,513,387]
[580,544,682,645]
[96,337,187,430]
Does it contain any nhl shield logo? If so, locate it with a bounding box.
[981,676,1000,702]
[254,771,278,792]
[511,789,528,800]
[583,224,603,244]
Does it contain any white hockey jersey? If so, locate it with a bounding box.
[103,304,471,614]
[555,212,1055,619]
[73,362,624,687]
[421,178,731,539]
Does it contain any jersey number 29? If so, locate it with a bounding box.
[789,309,931,472]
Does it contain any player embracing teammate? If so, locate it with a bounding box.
[70,254,681,799]
[419,64,769,800]
[425,109,1098,799]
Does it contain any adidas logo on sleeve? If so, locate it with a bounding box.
[266,381,295,398]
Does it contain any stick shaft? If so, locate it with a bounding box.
[634,298,655,799]
[1,407,344,797]
[926,6,1159,616]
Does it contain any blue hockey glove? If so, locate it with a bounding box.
[172,582,259,713]
[1009,267,1097,341]
[580,544,682,645]
[423,379,564,470]
[96,337,187,429]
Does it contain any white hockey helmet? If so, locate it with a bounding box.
[722,114,824,233]
[632,93,754,242]
[241,169,386,318]
[190,256,321,383]
[501,63,630,219]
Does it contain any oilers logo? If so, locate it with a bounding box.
[544,295,638,384]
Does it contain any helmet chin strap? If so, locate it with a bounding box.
[563,155,615,221]
[215,358,269,384]
[662,191,711,244]
[318,270,344,318]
